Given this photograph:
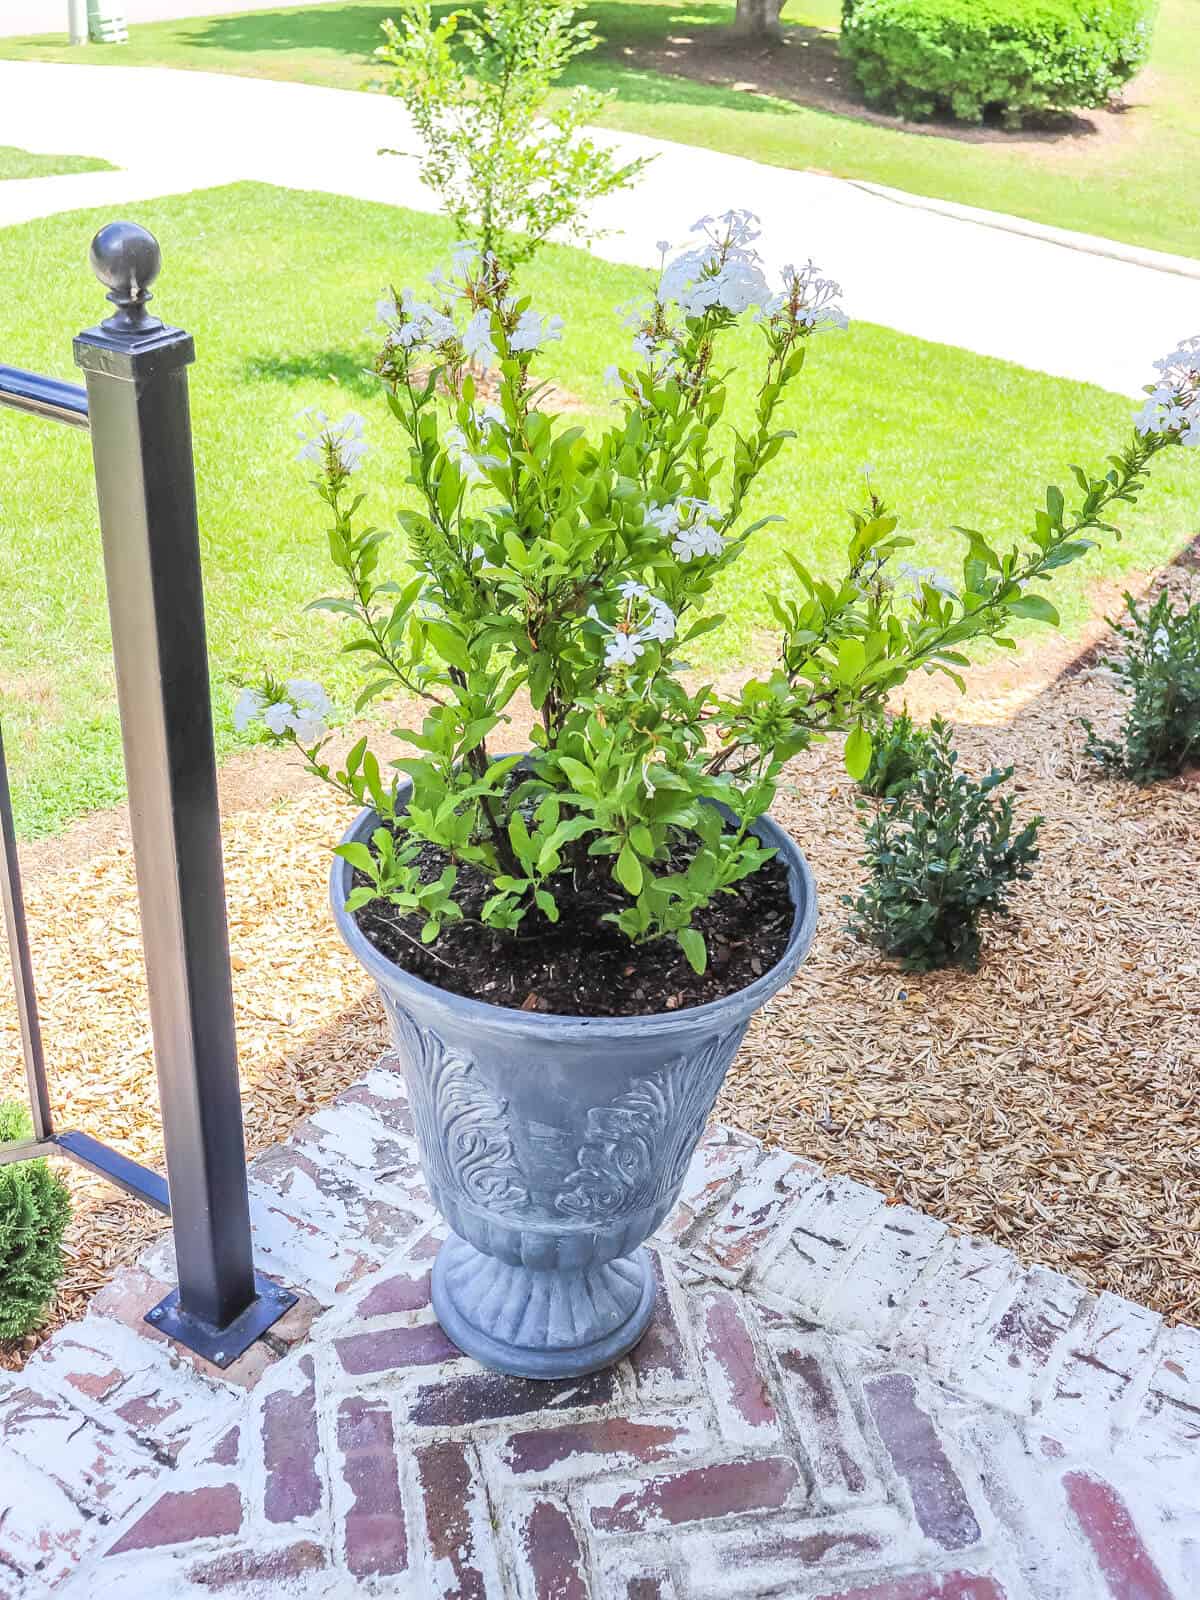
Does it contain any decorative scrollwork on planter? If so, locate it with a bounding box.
[554,1025,744,1220]
[392,1007,531,1214]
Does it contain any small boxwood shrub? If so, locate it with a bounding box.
[841,0,1156,129]
[857,709,932,799]
[0,1103,71,1343]
[844,718,1042,971]
[1082,589,1200,782]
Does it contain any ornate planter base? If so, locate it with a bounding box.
[333,795,818,1379]
[431,1234,657,1378]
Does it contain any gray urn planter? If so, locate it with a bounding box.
[331,790,817,1379]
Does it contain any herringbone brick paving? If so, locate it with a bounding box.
[1,1054,1196,1598]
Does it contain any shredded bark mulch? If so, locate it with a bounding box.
[3,563,1198,1367]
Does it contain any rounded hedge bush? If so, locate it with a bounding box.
[840,0,1156,129]
[0,1102,71,1343]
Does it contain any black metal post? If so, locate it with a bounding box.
[73,222,294,1364]
[0,720,54,1144]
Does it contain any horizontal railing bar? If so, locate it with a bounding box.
[55,1130,171,1214]
[0,1130,170,1213]
[0,365,89,430]
[0,1136,56,1167]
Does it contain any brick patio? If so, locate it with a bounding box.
[1,1054,1196,1599]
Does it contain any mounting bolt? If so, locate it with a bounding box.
[214,1351,226,1364]
[147,1308,163,1322]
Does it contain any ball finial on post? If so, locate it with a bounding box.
[89,221,164,336]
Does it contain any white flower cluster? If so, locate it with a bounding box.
[659,210,772,320]
[1133,337,1200,447]
[895,562,957,601]
[377,246,564,372]
[295,410,368,474]
[234,679,332,745]
[589,583,678,669]
[761,259,848,334]
[647,498,726,562]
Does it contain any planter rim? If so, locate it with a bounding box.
[330,785,817,1039]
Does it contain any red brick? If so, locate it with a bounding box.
[409,1365,617,1428]
[355,1265,433,1318]
[628,1253,692,1401]
[107,1484,242,1556]
[251,1144,423,1260]
[414,1439,498,1599]
[1064,1471,1174,1600]
[959,1413,1083,1600]
[263,1356,321,1524]
[1042,1292,1161,1444]
[661,1125,759,1244]
[206,1426,240,1468]
[890,1236,1017,1381]
[296,1105,428,1202]
[498,1416,702,1479]
[337,1397,407,1578]
[517,1499,588,1600]
[695,1288,780,1443]
[811,1575,1008,1600]
[691,1152,820,1282]
[335,1067,415,1135]
[777,1338,877,1506]
[676,1506,913,1598]
[335,1319,460,1375]
[589,1455,801,1534]
[754,1173,884,1312]
[865,1374,981,1552]
[187,1541,327,1589]
[0,1384,159,1519]
[959,1268,1087,1413]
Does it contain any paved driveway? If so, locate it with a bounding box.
[0,57,1197,394]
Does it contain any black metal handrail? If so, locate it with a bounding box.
[0,222,295,1365]
[0,365,89,430]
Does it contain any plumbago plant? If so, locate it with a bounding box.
[240,217,1198,976]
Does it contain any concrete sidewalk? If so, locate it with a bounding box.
[0,58,1198,394]
[0,0,335,39]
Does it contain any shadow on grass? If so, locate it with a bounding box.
[179,0,1105,139]
[179,0,802,115]
[242,349,379,399]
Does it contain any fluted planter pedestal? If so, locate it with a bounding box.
[332,792,817,1379]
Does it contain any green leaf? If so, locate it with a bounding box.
[333,842,377,875]
[677,927,707,975]
[1007,594,1060,625]
[844,724,873,781]
[615,843,644,896]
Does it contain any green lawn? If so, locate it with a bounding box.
[1,0,1197,258]
[0,182,1196,838]
[0,145,113,180]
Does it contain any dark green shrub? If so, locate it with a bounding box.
[857,709,932,799]
[844,718,1042,971]
[840,0,1156,129]
[1082,589,1200,782]
[0,1103,71,1343]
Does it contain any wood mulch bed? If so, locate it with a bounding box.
[2,567,1197,1366]
[607,20,1155,163]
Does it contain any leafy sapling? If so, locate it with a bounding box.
[240,212,1197,985]
[857,708,931,799]
[845,719,1042,971]
[377,0,646,268]
[1082,588,1200,782]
